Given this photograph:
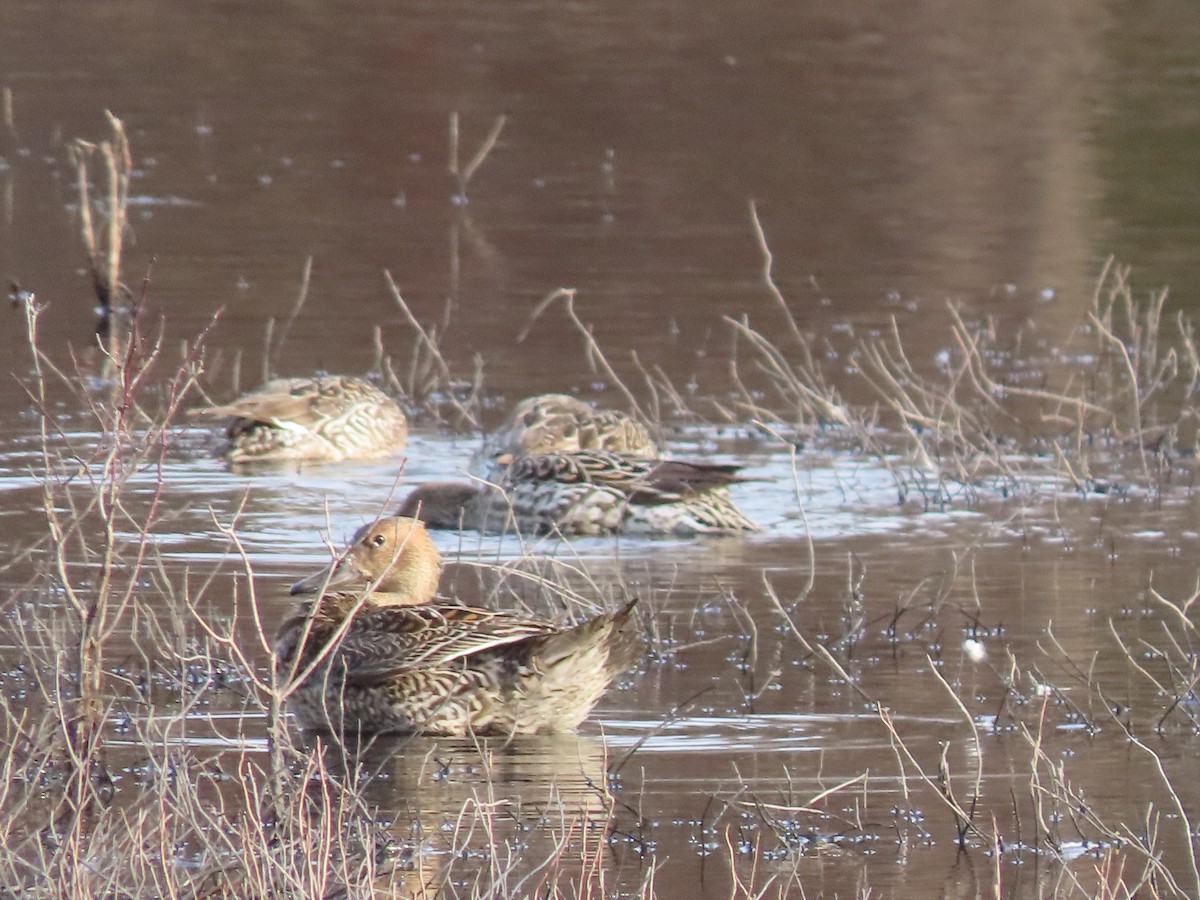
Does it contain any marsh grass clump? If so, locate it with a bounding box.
[10,291,203,788]
[715,249,1200,508]
[853,263,1200,504]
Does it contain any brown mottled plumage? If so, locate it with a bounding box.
[192,375,407,463]
[400,449,757,536]
[472,393,656,477]
[276,517,640,736]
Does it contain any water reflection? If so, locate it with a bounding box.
[311,731,615,895]
[339,731,612,819]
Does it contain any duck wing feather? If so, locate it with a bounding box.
[331,603,559,685]
[505,450,745,504]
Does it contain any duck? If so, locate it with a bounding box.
[471,393,656,478]
[275,516,640,736]
[400,449,757,536]
[192,375,407,463]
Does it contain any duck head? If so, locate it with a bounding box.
[290,515,441,604]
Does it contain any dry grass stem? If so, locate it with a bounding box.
[68,111,131,331]
[449,111,507,201]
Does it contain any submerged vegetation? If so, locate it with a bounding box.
[0,113,1199,898]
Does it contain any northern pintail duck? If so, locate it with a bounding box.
[276,516,639,736]
[401,449,757,536]
[472,393,656,477]
[193,375,407,463]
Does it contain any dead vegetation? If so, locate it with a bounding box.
[720,247,1200,508]
[68,111,132,341]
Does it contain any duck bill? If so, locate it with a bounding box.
[289,558,364,595]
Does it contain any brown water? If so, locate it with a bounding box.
[4,1,1200,897]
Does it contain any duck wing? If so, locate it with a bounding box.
[505,450,745,504]
[626,459,747,504]
[333,603,558,685]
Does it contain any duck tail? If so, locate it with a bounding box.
[539,598,641,677]
[604,597,643,678]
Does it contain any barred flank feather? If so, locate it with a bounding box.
[401,449,756,536]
